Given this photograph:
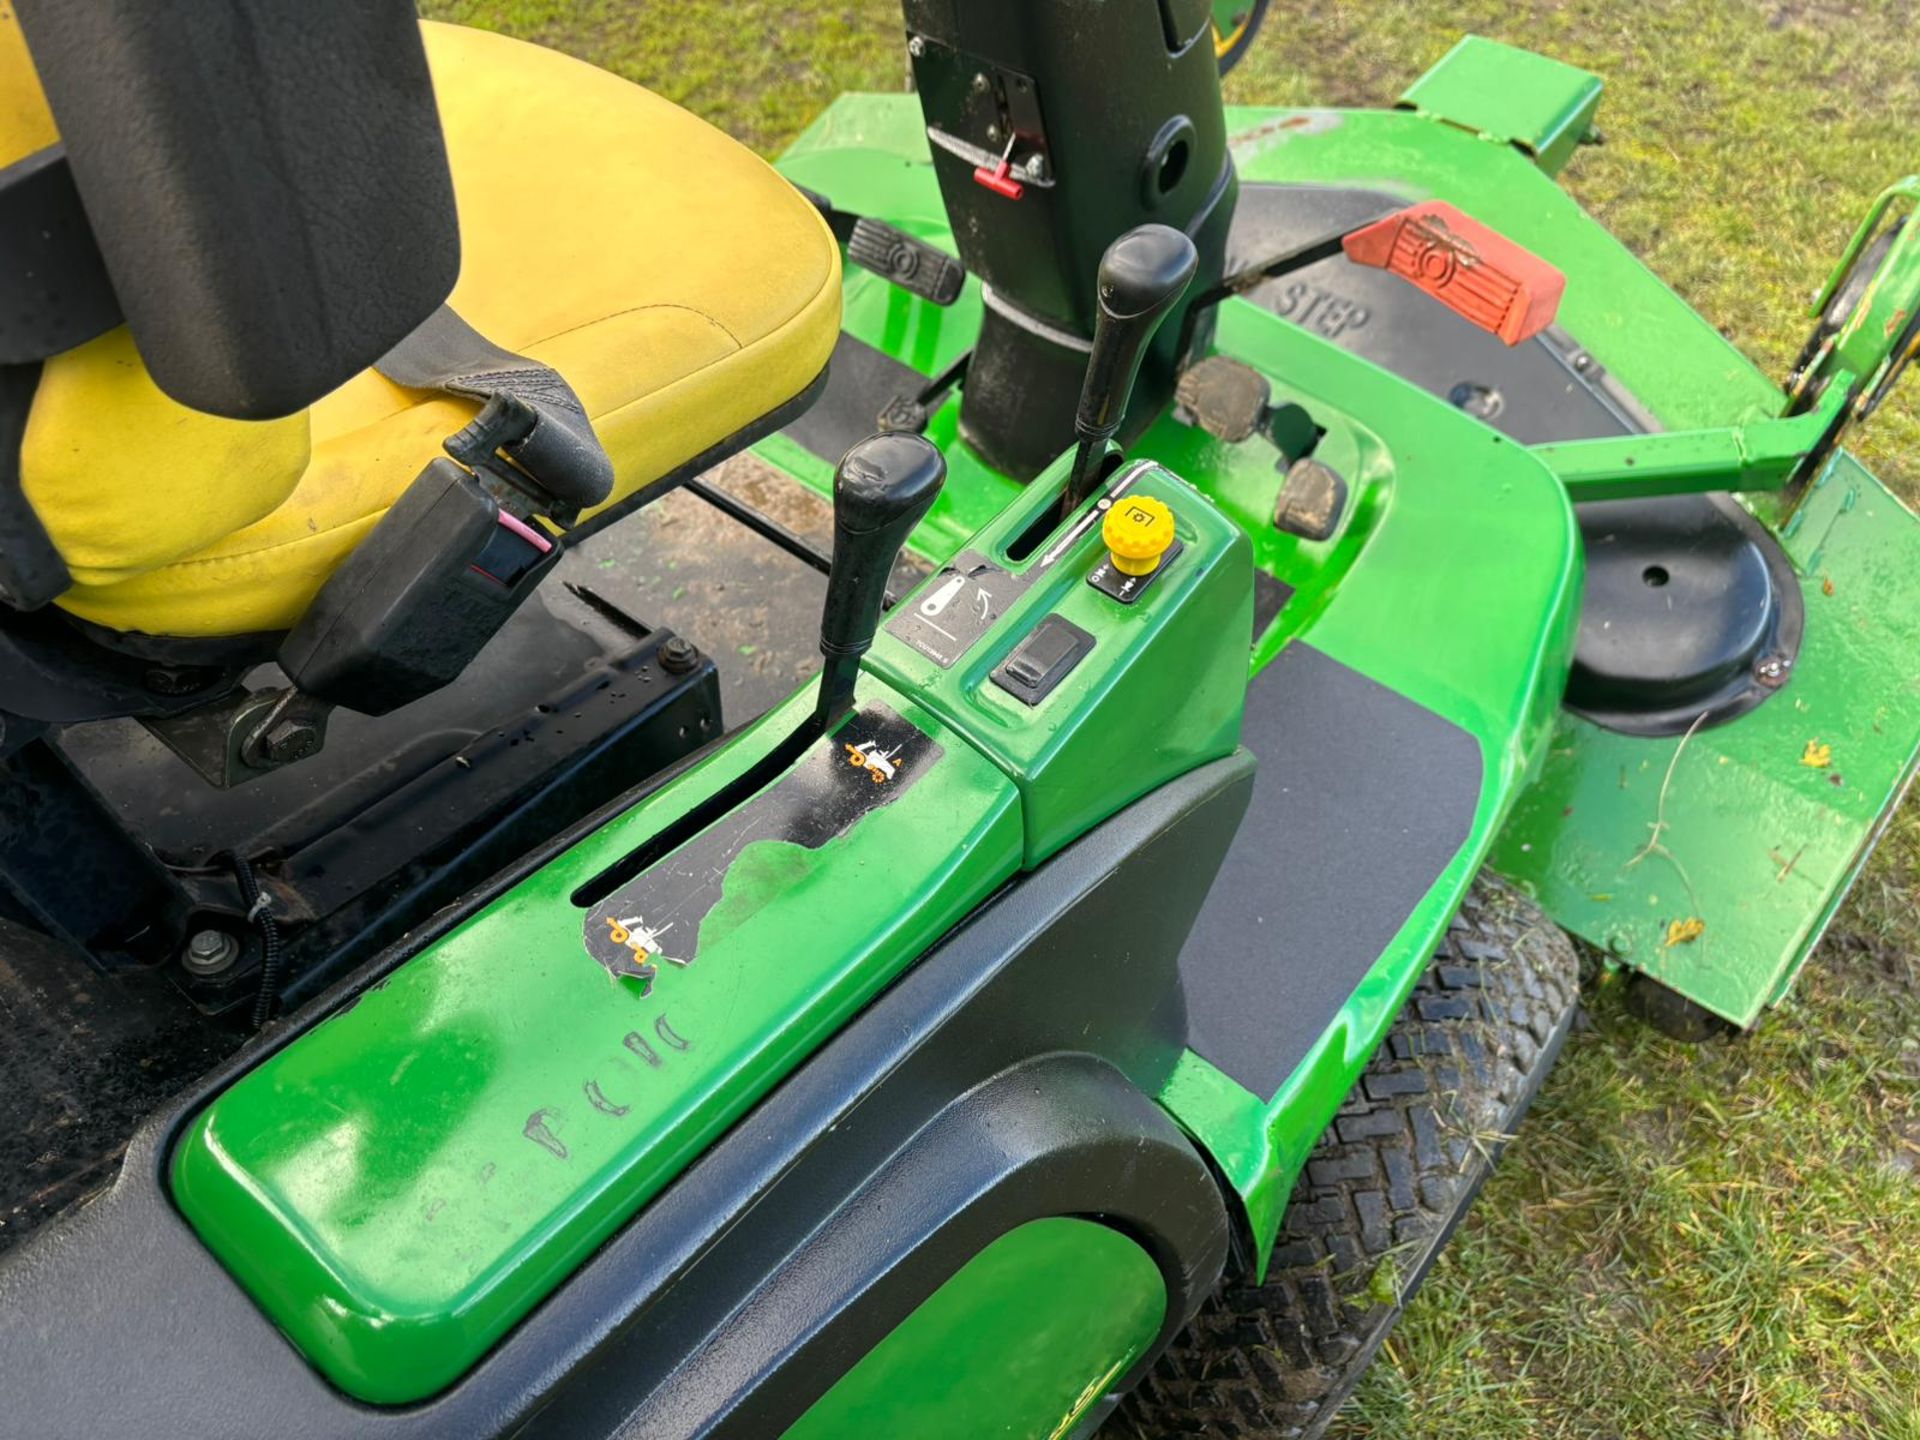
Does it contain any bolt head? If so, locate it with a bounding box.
[144,665,220,697]
[183,928,240,977]
[971,71,989,93]
[1024,154,1047,180]
[907,34,925,57]
[659,636,700,675]
[1754,654,1792,688]
[261,720,320,764]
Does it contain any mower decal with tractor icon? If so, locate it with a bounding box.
[582,703,940,980]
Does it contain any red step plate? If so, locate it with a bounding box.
[1342,200,1565,346]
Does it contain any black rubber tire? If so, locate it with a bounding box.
[1623,970,1737,1042]
[1108,874,1580,1439]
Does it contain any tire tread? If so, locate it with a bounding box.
[1109,875,1579,1438]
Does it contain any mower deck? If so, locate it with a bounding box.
[1497,450,1920,1026]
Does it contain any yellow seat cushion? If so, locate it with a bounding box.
[15,20,840,637]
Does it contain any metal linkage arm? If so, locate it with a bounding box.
[1533,388,1848,504]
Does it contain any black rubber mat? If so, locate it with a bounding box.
[1177,641,1482,1100]
[1230,182,1648,444]
[0,921,238,1254]
[782,331,926,465]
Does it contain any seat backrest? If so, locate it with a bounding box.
[10,0,460,421]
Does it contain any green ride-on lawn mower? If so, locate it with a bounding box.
[1,2,1917,1436]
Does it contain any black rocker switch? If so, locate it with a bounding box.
[1061,224,1199,519]
[816,432,946,729]
[991,614,1096,706]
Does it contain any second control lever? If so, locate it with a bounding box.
[815,432,947,729]
[582,432,945,895]
[1061,224,1200,520]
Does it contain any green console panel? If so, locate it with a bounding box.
[783,1218,1166,1440]
[869,454,1254,866]
[173,679,1023,1405]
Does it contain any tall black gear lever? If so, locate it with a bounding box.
[1061,224,1200,521]
[583,432,944,897]
[815,432,946,729]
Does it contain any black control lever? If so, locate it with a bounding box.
[575,433,944,902]
[816,432,946,728]
[1061,224,1200,520]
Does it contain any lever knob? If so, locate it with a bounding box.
[1077,224,1202,437]
[1064,224,1199,512]
[816,432,946,727]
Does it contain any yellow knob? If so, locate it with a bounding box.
[1102,496,1176,576]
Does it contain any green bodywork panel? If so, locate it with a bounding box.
[782,1218,1165,1440]
[174,678,1023,1404]
[1397,36,1603,178]
[1495,450,1920,1025]
[769,85,1920,1233]
[777,95,1590,1262]
[1139,297,1582,1252]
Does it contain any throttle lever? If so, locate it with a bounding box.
[816,432,946,729]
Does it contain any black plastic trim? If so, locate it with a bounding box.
[566,1056,1226,1438]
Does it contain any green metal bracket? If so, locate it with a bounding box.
[1398,36,1604,178]
[1532,388,1847,503]
[1794,175,1920,422]
[1811,175,1920,318]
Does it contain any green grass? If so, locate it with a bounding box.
[423,3,1920,1434]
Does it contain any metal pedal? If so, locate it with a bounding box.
[1273,457,1349,542]
[847,218,966,305]
[1175,355,1271,442]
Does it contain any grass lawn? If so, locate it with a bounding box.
[427,3,1920,1434]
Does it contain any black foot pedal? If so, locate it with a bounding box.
[847,218,966,305]
[1175,355,1272,442]
[878,350,972,434]
[1273,457,1348,542]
